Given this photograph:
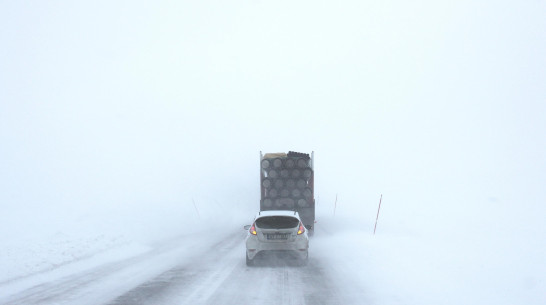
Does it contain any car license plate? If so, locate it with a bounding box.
[267,233,289,240]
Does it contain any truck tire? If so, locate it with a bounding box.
[263,198,274,207]
[284,158,295,168]
[272,158,283,168]
[296,158,309,168]
[262,178,272,189]
[268,189,278,198]
[285,179,296,188]
[303,188,313,198]
[291,169,301,178]
[268,169,278,178]
[297,199,307,207]
[296,179,307,189]
[261,159,271,169]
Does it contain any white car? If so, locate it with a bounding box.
[244,210,309,266]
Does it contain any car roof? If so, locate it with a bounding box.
[255,210,300,219]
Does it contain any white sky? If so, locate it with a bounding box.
[1,1,545,232]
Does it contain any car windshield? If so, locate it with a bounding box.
[256,216,299,229]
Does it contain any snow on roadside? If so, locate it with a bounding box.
[0,232,133,283]
[0,242,151,303]
[313,211,546,305]
[0,200,251,286]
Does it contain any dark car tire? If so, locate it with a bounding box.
[246,253,254,266]
[299,251,309,266]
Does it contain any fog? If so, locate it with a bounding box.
[1,0,545,304]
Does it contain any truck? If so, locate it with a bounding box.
[259,151,315,233]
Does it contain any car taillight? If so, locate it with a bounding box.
[250,223,257,235]
[297,222,305,235]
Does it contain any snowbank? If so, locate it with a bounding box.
[313,206,546,305]
[0,199,252,285]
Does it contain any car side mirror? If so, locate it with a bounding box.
[243,225,251,230]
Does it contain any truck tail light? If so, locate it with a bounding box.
[250,223,257,235]
[297,222,305,235]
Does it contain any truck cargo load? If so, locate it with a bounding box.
[260,151,315,232]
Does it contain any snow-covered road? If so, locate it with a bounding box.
[2,214,545,305]
[1,227,359,305]
[110,232,347,305]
